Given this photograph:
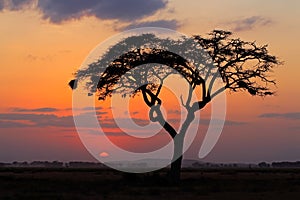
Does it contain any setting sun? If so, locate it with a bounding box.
[99,152,109,158]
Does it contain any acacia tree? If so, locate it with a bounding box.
[70,30,280,182]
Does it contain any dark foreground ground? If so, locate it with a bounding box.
[1,168,300,200]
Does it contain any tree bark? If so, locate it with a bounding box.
[169,134,185,184]
[170,155,183,183]
[169,111,195,183]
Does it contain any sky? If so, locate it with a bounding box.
[0,0,299,164]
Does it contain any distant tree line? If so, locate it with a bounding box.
[259,161,300,168]
[0,161,105,168]
[1,161,300,169]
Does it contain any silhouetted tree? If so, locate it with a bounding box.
[69,30,281,183]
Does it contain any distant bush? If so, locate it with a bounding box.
[272,161,300,168]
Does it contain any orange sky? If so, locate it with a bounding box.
[0,0,299,163]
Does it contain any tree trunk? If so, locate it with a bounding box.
[169,134,185,183]
[170,155,183,183]
[169,111,195,183]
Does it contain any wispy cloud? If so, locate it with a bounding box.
[1,105,246,131]
[10,106,104,112]
[162,118,246,126]
[0,106,108,128]
[0,120,30,128]
[82,107,103,111]
[124,111,139,116]
[11,107,59,113]
[227,16,273,32]
[168,109,181,115]
[120,19,181,31]
[25,54,55,62]
[0,113,74,128]
[99,117,151,129]
[198,118,246,126]
[259,112,300,120]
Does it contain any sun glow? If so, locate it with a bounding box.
[99,152,109,158]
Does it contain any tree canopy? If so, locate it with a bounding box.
[71,30,280,112]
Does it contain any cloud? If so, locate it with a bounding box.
[197,118,246,126]
[0,0,34,11]
[169,109,181,115]
[259,112,300,120]
[82,106,103,111]
[36,0,168,23]
[1,104,245,131]
[84,129,126,136]
[36,0,97,23]
[0,109,246,137]
[124,111,139,116]
[120,19,181,31]
[0,113,75,128]
[0,1,4,10]
[1,1,181,30]
[228,16,273,32]
[91,0,168,21]
[25,54,54,62]
[0,120,30,128]
[64,106,104,111]
[99,117,151,129]
[11,0,33,9]
[171,118,246,126]
[11,107,59,113]
[223,120,247,126]
[0,107,109,128]
[154,117,246,127]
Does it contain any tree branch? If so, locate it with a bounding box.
[149,105,177,139]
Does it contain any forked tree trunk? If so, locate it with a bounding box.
[141,88,195,183]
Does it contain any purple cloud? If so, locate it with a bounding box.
[11,107,59,113]
[229,16,273,32]
[259,112,300,120]
[120,19,181,31]
[0,0,181,30]
[37,0,168,23]
[0,1,4,10]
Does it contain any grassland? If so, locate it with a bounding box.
[1,168,300,199]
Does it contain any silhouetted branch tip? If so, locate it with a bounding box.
[68,79,77,90]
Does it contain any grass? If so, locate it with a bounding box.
[0,168,300,199]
